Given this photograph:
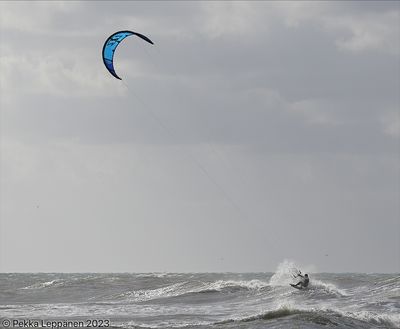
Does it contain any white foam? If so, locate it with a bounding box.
[310,279,349,297]
[118,282,189,302]
[205,279,267,291]
[340,309,400,327]
[21,280,60,290]
[269,259,300,286]
[115,278,268,303]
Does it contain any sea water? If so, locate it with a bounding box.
[1,264,399,328]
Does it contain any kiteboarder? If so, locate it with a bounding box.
[292,272,309,288]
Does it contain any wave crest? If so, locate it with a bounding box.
[110,279,268,302]
[21,280,60,290]
[218,306,398,328]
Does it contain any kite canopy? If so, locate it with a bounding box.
[102,30,154,80]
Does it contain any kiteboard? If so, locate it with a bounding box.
[290,284,304,290]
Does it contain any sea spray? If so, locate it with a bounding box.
[269,259,300,286]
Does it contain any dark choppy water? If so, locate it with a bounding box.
[1,266,399,328]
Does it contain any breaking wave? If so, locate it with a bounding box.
[217,306,399,328]
[109,279,269,302]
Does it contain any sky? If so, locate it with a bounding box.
[0,1,399,273]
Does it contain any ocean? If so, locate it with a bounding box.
[1,266,399,329]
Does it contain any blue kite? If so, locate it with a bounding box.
[102,30,154,80]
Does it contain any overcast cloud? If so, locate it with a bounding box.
[0,1,399,273]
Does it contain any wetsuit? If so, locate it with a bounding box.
[294,274,309,288]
